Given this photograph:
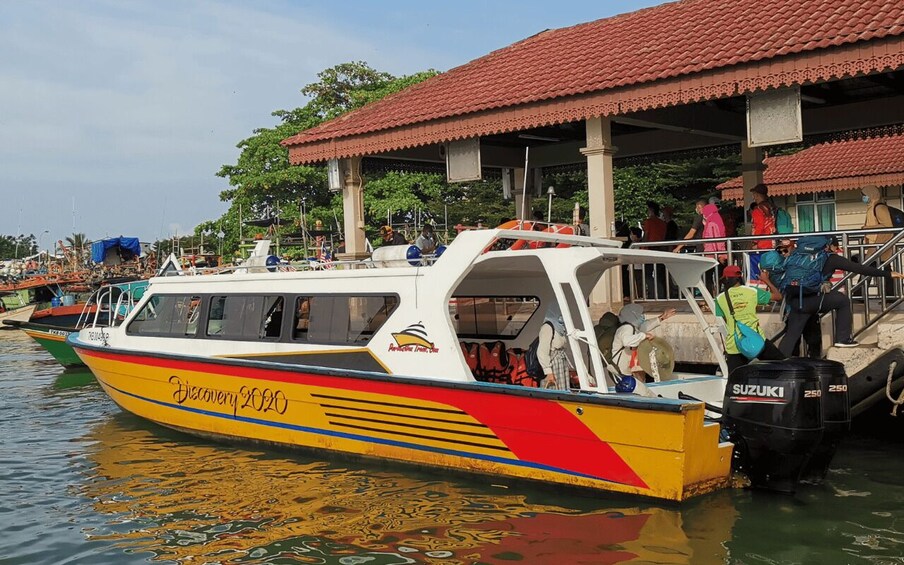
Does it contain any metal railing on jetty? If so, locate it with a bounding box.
[629,226,904,343]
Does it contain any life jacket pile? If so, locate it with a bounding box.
[459,341,539,387]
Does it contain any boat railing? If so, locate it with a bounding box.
[629,226,904,344]
[82,284,143,329]
[767,227,904,343]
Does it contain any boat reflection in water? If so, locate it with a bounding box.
[79,415,736,564]
[52,366,98,390]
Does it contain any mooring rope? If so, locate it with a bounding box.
[886,361,903,417]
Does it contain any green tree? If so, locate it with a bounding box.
[0,234,37,259]
[64,232,90,264]
[207,62,438,257]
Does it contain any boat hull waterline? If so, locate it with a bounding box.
[73,342,731,502]
[18,323,83,367]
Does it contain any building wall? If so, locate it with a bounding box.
[779,184,903,233]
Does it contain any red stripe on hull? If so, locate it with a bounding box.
[80,347,648,488]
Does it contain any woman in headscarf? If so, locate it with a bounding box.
[701,203,727,258]
[861,184,894,260]
[861,184,897,296]
[537,304,570,390]
[611,304,675,378]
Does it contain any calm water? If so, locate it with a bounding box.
[1,330,903,565]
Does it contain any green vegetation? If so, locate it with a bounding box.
[198,61,741,257]
[0,234,37,259]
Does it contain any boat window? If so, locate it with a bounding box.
[292,294,399,344]
[449,296,539,339]
[293,297,310,340]
[206,295,283,340]
[261,296,284,339]
[126,294,201,337]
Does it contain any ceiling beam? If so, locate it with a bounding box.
[613,105,746,141]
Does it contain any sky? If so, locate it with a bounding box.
[0,0,662,249]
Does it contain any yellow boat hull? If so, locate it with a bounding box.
[75,344,731,501]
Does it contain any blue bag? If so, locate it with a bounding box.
[758,250,785,274]
[775,208,794,234]
[733,320,766,360]
[778,235,830,303]
[723,288,766,360]
[524,321,552,380]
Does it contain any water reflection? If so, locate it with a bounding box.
[79,415,736,564]
[52,366,98,390]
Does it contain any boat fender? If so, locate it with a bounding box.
[614,375,656,397]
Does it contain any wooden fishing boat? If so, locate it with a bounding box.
[69,229,837,501]
[0,302,36,326]
[8,280,148,367]
[0,277,72,329]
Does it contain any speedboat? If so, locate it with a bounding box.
[68,228,837,501]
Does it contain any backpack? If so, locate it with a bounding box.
[775,208,794,234]
[756,203,777,235]
[880,203,904,228]
[524,322,552,380]
[506,349,539,388]
[594,312,625,362]
[777,235,831,302]
[720,208,737,238]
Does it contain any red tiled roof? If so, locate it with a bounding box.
[718,134,904,199]
[284,0,904,163]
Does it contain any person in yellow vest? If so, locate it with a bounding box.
[715,265,785,374]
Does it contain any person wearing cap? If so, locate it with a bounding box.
[746,183,778,285]
[750,184,777,249]
[715,264,785,374]
[380,225,407,246]
[768,241,904,353]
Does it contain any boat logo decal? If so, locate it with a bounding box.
[389,322,439,353]
[729,383,788,403]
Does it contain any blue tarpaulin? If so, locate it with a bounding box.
[91,237,142,264]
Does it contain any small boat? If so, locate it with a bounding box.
[0,275,79,329]
[0,302,36,326]
[8,280,148,367]
[69,228,840,501]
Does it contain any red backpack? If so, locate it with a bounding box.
[720,208,737,237]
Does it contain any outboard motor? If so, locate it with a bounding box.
[722,360,823,493]
[792,359,850,481]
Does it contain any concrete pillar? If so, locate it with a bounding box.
[512,167,533,220]
[339,156,368,259]
[581,116,620,306]
[740,142,765,227]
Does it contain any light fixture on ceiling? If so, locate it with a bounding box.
[518,133,560,142]
[800,94,826,104]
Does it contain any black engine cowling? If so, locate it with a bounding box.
[792,358,850,481]
[722,360,823,493]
